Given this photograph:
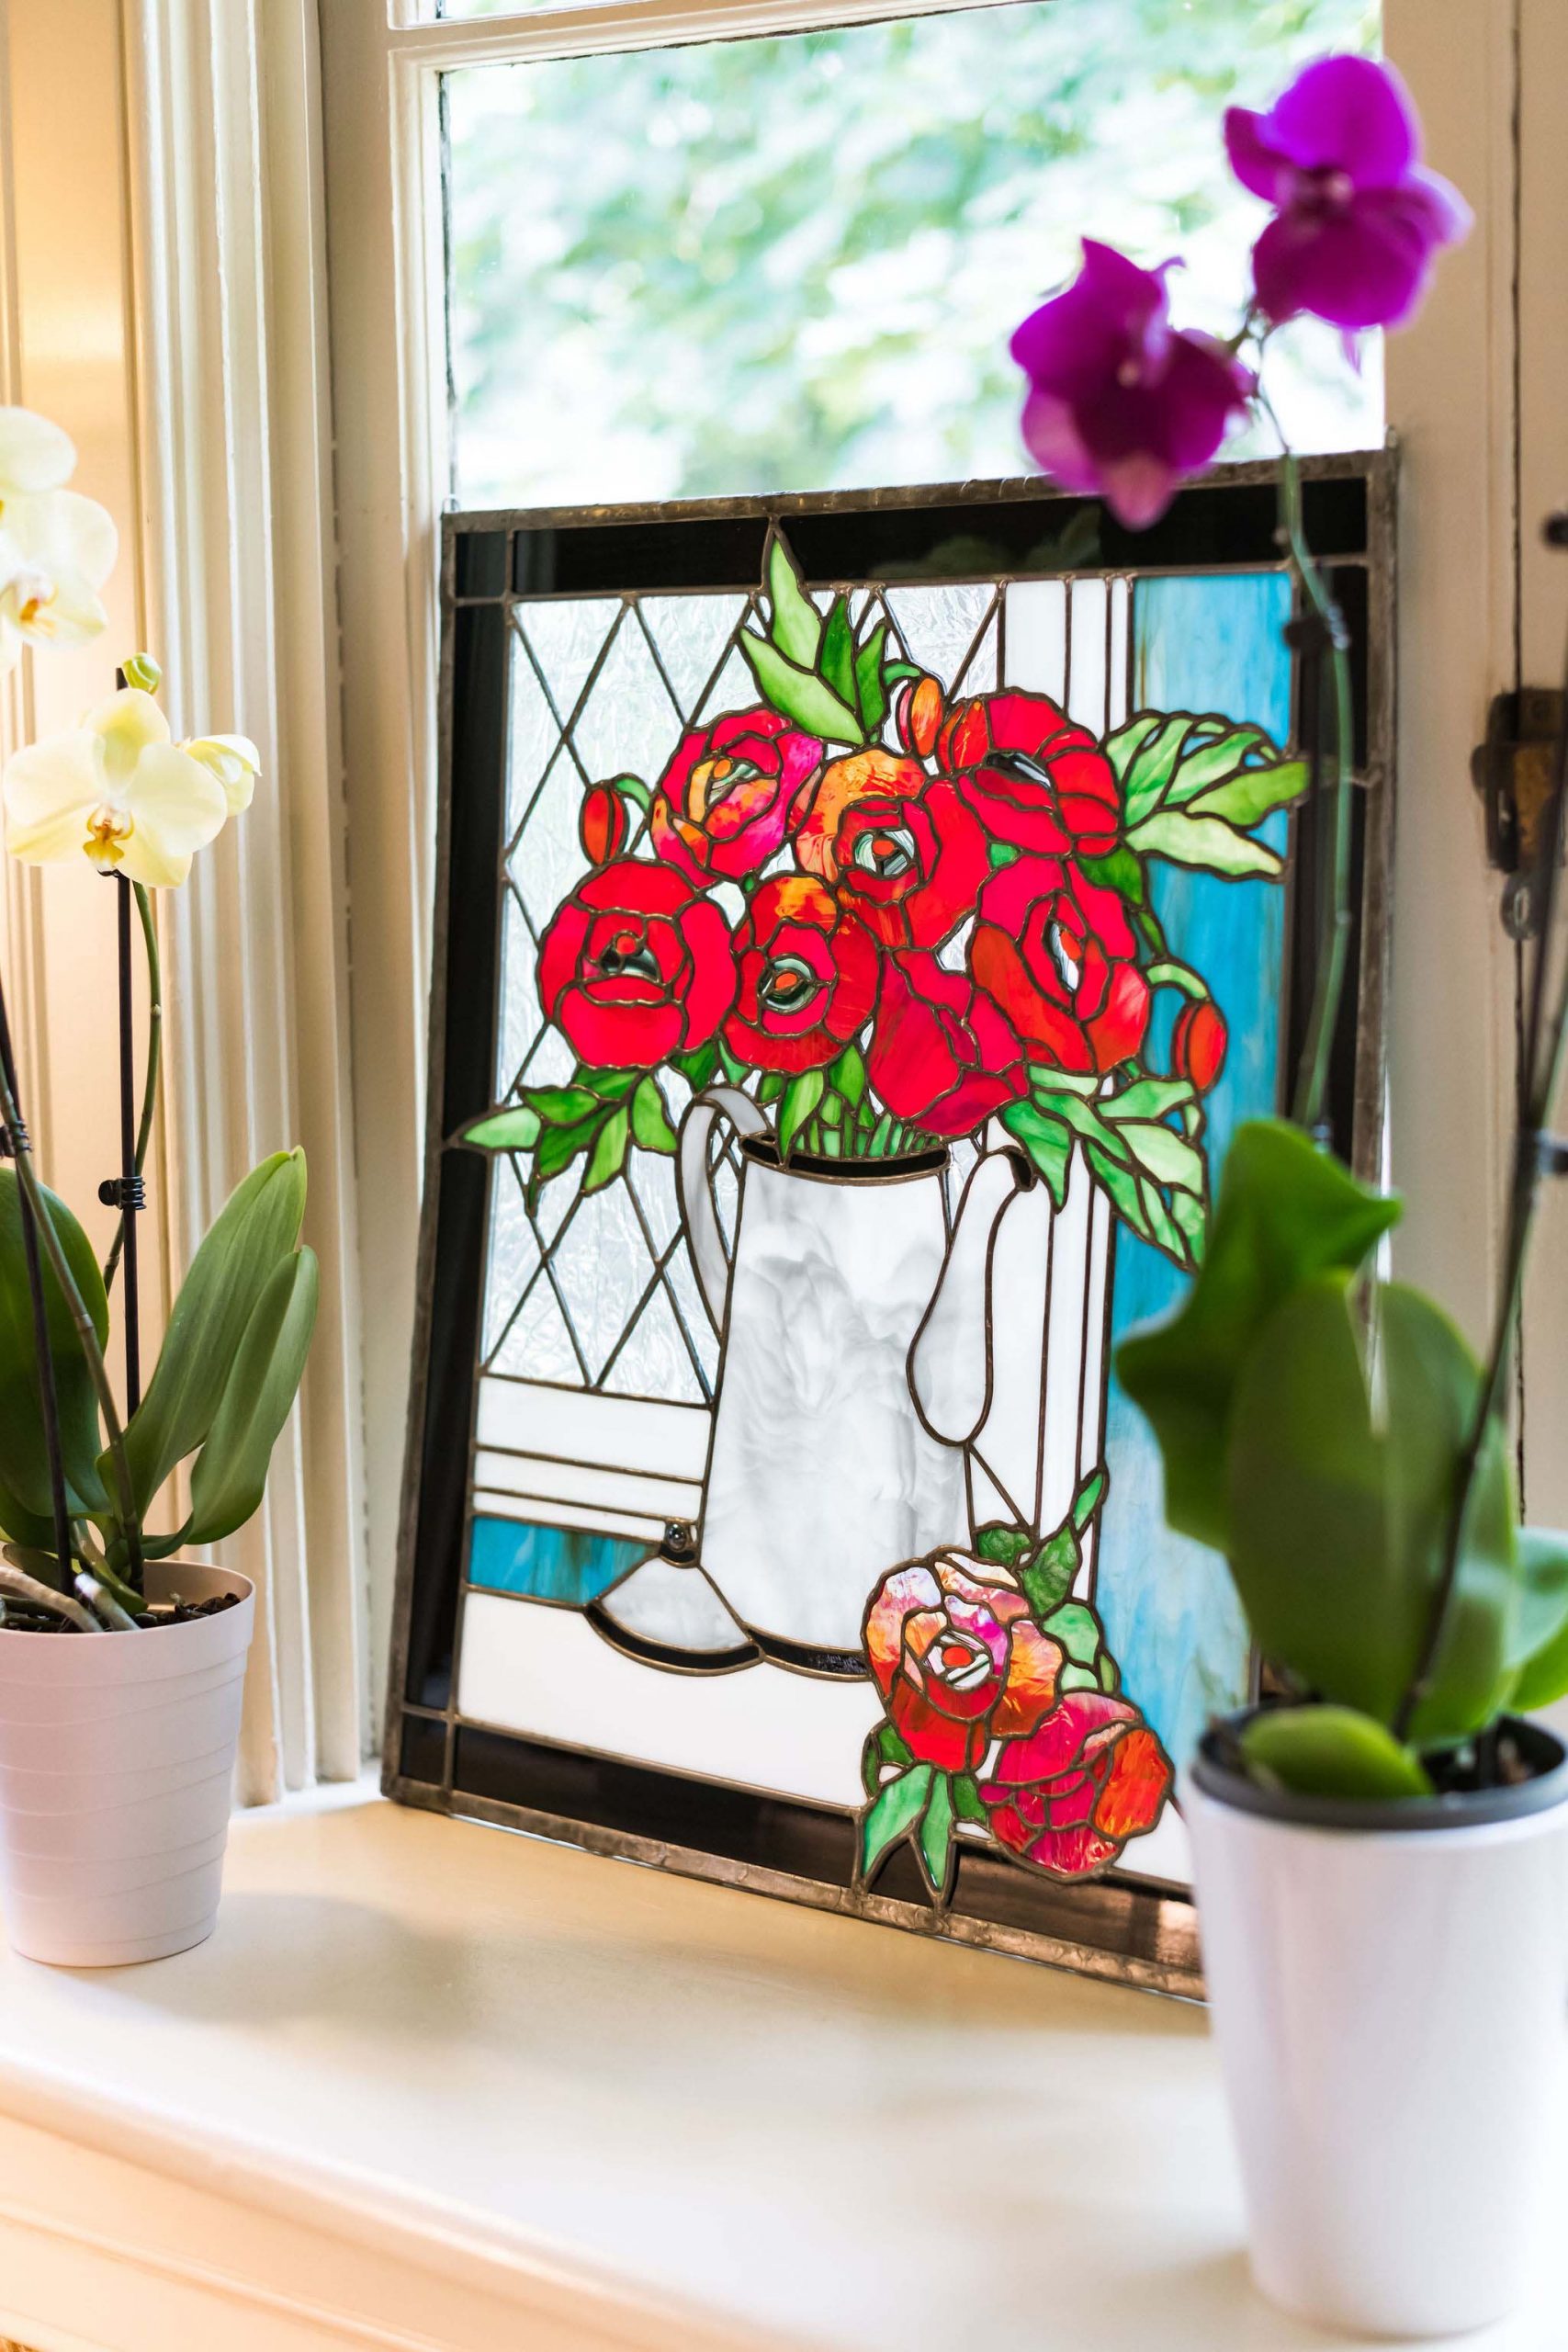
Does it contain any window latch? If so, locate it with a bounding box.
[1472,688,1565,937]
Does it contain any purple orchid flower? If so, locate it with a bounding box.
[1010,241,1254,530]
[1226,54,1472,332]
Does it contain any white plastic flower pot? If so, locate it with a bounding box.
[0,1561,254,1967]
[1185,1718,1568,2339]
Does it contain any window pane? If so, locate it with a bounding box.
[445,0,1381,509]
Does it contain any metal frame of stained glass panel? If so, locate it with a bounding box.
[387,456,1395,1998]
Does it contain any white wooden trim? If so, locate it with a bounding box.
[122,0,367,1792]
[388,0,1018,68]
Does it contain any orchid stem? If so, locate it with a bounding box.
[103,882,160,1296]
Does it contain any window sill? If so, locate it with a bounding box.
[0,1792,1556,2352]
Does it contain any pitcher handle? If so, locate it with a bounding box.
[677,1084,771,1334]
[908,1146,1034,1446]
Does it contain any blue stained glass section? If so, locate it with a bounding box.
[1096,570,1293,1771]
[468,1515,647,1603]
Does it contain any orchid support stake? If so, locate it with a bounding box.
[0,976,73,1586]
[103,880,160,1298]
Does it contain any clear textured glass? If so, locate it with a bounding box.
[445,0,1382,510]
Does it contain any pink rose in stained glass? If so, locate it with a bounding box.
[971,854,1150,1079]
[650,707,822,886]
[723,876,879,1076]
[1226,55,1471,333]
[979,1690,1173,1877]
[537,859,735,1069]
[937,690,1122,857]
[867,951,1026,1139]
[863,1552,1064,1776]
[795,749,989,953]
[1010,241,1253,530]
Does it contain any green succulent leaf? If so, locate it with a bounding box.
[1237,1705,1435,1802]
[118,1151,307,1515]
[859,1763,932,1884]
[180,1247,320,1547]
[765,532,822,669]
[1116,1119,1402,1555]
[0,1168,110,1519]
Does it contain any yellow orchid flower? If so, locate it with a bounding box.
[0,407,116,669]
[180,732,262,814]
[3,687,227,888]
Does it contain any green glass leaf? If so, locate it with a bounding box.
[917,1771,956,1901]
[1116,1120,1402,1554]
[1077,843,1145,905]
[630,1078,678,1154]
[999,1101,1072,1210]
[1072,1467,1107,1530]
[779,1069,826,1158]
[717,1040,750,1086]
[119,1151,307,1515]
[756,1070,787,1106]
[952,1773,988,1826]
[1058,1662,1100,1693]
[180,1248,320,1547]
[765,531,822,669]
[1103,1078,1195,1124]
[524,1084,601,1127]
[859,1763,932,1883]
[975,1521,1032,1566]
[1033,1090,1131,1164]
[611,773,652,812]
[987,842,1023,871]
[575,1064,643,1101]
[1126,808,1285,879]
[0,1168,110,1520]
[1102,711,1163,785]
[1185,761,1310,828]
[671,1042,721,1091]
[1162,720,1269,802]
[460,1106,541,1153]
[1506,1530,1568,1711]
[854,619,889,734]
[1020,1528,1078,1618]
[739,631,862,744]
[1122,714,1198,825]
[830,1040,868,1108]
[581,1106,630,1195]
[1139,1176,1193,1267]
[531,1112,602,1200]
[1083,1143,1156,1248]
[1119,1119,1204,1197]
[820,594,855,708]
[1042,1600,1104,1669]
[1238,1705,1435,1802]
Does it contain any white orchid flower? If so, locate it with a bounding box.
[3,687,227,888]
[180,732,262,814]
[0,407,117,670]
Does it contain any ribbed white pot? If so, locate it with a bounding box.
[1185,1721,1568,2339]
[0,1561,254,1967]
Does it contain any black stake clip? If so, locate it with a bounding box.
[0,1115,26,1159]
[98,1174,146,1211]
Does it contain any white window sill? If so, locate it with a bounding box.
[0,1791,1559,2352]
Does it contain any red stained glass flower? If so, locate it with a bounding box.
[723,876,880,1076]
[937,691,1122,857]
[868,951,1026,1138]
[978,1690,1173,1877]
[649,707,821,886]
[579,782,629,867]
[863,1552,1065,1776]
[795,749,990,953]
[971,854,1150,1078]
[537,859,735,1070]
[1171,999,1228,1094]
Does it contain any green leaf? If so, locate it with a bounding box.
[1126,808,1285,879]
[1020,1527,1078,1617]
[854,620,889,734]
[717,1040,750,1086]
[820,594,855,707]
[610,772,651,812]
[0,1169,109,1519]
[671,1042,720,1091]
[460,1106,541,1153]
[778,1069,826,1158]
[1072,1466,1108,1530]
[581,1106,630,1195]
[1034,1089,1130,1163]
[999,1101,1071,1210]
[1224,1278,1517,1742]
[630,1078,678,1155]
[119,1152,307,1515]
[1042,1600,1103,1670]
[1102,711,1164,785]
[975,1521,1032,1566]
[765,532,822,669]
[739,630,862,743]
[524,1084,602,1126]
[917,1771,955,1901]
[1103,1078,1195,1124]
[859,1763,932,1883]
[952,1773,988,1826]
[531,1112,602,1201]
[1118,1119,1204,1197]
[574,1064,642,1101]
[0,1471,56,1554]
[1116,1120,1402,1554]
[1077,843,1145,905]
[987,842,1022,870]
[1507,1531,1568,1712]
[862,1718,917,1795]
[1186,761,1309,828]
[819,1091,843,1129]
[181,1248,320,1546]
[1238,1705,1435,1802]
[1162,721,1268,802]
[1059,1662,1100,1693]
[1122,714,1198,825]
[756,1070,787,1106]
[830,1040,868,1108]
[1084,1143,1156,1249]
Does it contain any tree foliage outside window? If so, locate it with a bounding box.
[445,0,1380,509]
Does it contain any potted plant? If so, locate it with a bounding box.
[0,405,316,1966]
[1007,51,1568,2335]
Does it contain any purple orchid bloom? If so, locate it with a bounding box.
[1010,241,1254,530]
[1226,54,1472,332]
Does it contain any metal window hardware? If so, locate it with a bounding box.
[1472,688,1565,936]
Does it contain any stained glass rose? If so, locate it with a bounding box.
[864,1551,1064,1775]
[978,1690,1172,1876]
[723,876,879,1074]
[650,707,822,885]
[937,690,1121,857]
[971,854,1150,1077]
[537,859,735,1069]
[1171,999,1228,1093]
[867,951,1026,1138]
[795,748,989,952]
